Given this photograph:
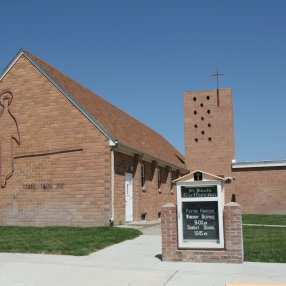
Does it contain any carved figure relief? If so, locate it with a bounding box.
[0,90,20,188]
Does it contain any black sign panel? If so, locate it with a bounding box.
[182,201,219,240]
[181,186,217,198]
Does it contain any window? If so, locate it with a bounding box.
[141,164,145,188]
[157,168,161,191]
[170,172,174,191]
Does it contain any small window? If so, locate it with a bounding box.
[206,96,210,100]
[195,138,198,143]
[194,124,198,128]
[194,110,197,115]
[193,97,197,101]
[200,103,203,107]
[208,123,211,127]
[201,117,204,121]
[141,213,147,220]
[208,137,212,142]
[207,109,211,114]
[141,164,145,188]
[201,131,205,135]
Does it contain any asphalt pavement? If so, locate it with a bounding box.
[0,223,285,286]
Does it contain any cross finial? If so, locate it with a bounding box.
[211,70,224,106]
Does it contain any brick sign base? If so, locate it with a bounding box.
[161,202,244,263]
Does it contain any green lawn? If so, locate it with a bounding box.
[242,214,286,225]
[243,225,286,263]
[242,214,286,263]
[1,216,286,262]
[0,226,141,256]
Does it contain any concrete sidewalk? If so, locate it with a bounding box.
[0,233,285,285]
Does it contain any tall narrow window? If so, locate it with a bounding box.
[157,168,161,191]
[141,164,145,188]
[170,172,174,191]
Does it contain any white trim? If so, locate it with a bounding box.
[176,180,224,249]
[232,160,286,169]
[173,170,224,183]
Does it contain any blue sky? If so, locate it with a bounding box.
[1,0,285,161]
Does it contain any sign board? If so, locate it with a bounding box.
[177,181,224,249]
[182,201,219,240]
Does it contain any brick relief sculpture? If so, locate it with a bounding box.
[0,90,20,188]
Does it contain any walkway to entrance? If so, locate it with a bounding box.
[116,220,161,235]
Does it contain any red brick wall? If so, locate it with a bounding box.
[113,152,178,224]
[233,167,286,214]
[0,55,111,226]
[184,89,235,177]
[161,202,244,263]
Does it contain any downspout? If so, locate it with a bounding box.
[110,148,115,225]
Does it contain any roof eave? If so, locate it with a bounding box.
[114,141,188,173]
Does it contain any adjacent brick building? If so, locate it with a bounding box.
[184,89,286,214]
[0,49,187,226]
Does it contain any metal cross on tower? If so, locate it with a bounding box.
[211,70,224,106]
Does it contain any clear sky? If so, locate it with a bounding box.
[1,0,285,162]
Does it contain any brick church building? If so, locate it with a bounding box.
[0,49,187,226]
[0,49,285,226]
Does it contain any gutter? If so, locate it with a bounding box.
[110,149,115,224]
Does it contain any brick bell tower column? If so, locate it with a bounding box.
[184,89,235,178]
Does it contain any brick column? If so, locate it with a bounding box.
[161,203,179,261]
[224,202,244,263]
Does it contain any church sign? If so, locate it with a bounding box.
[177,179,224,249]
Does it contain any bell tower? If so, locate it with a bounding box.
[184,89,235,177]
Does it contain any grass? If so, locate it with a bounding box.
[0,226,141,256]
[243,225,286,263]
[1,216,286,262]
[242,214,286,225]
[242,214,286,263]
